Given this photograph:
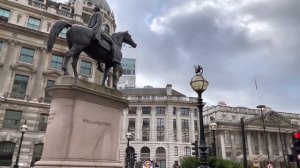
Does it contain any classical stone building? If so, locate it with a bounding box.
[119,84,200,168]
[0,0,116,167]
[203,104,299,167]
[0,0,300,168]
[120,90,300,168]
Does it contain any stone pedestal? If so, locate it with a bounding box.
[35,76,128,168]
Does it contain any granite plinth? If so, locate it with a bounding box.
[34,76,128,168]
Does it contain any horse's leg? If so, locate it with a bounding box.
[112,64,118,89]
[71,54,80,78]
[62,45,83,76]
[102,65,111,86]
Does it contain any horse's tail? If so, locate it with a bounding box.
[47,20,72,52]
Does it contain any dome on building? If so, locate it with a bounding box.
[68,0,111,12]
[87,0,111,12]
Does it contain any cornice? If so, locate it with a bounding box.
[43,69,64,78]
[11,62,36,73]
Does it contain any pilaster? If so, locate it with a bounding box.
[220,132,226,159]
[247,132,253,155]
[136,107,142,141]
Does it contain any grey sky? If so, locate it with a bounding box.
[60,0,300,113]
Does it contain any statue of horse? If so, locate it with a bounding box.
[46,20,137,89]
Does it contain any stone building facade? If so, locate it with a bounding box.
[203,104,299,167]
[0,0,116,167]
[119,84,200,168]
[0,0,300,168]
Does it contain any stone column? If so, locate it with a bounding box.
[176,109,181,142]
[220,132,226,159]
[35,76,128,168]
[30,48,47,101]
[257,132,263,155]
[247,132,253,155]
[136,107,142,141]
[166,105,173,142]
[277,133,283,156]
[0,41,19,96]
[267,133,273,157]
[190,108,195,142]
[151,106,156,141]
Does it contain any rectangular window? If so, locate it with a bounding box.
[181,108,189,116]
[19,47,35,64]
[232,115,236,121]
[142,131,150,141]
[38,114,48,131]
[128,107,137,115]
[142,118,150,130]
[142,107,151,115]
[194,120,198,132]
[0,41,3,52]
[59,28,68,38]
[225,132,230,144]
[173,107,176,115]
[11,74,29,99]
[80,60,92,75]
[156,107,165,115]
[27,17,41,30]
[182,133,189,142]
[157,132,164,141]
[194,109,198,117]
[173,119,177,131]
[128,118,135,132]
[181,119,189,132]
[3,110,22,129]
[50,54,63,69]
[157,118,164,131]
[0,8,10,22]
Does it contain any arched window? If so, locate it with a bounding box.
[184,146,191,156]
[30,143,44,167]
[140,146,150,161]
[174,146,178,156]
[0,141,15,166]
[156,147,166,168]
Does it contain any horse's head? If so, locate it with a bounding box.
[122,31,137,48]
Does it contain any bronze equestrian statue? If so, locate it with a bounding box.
[46,7,137,89]
[88,6,117,72]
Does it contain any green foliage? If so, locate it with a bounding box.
[179,156,242,168]
[209,157,242,168]
[180,156,200,168]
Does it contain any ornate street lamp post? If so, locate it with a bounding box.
[190,65,209,168]
[257,105,271,165]
[125,132,133,168]
[209,121,217,157]
[13,124,28,168]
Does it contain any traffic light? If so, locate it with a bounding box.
[129,152,137,167]
[133,152,137,162]
[292,132,300,163]
[191,140,199,157]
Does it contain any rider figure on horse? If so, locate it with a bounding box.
[88,6,117,72]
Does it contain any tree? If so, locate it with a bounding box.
[179,156,242,168]
[180,156,200,168]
